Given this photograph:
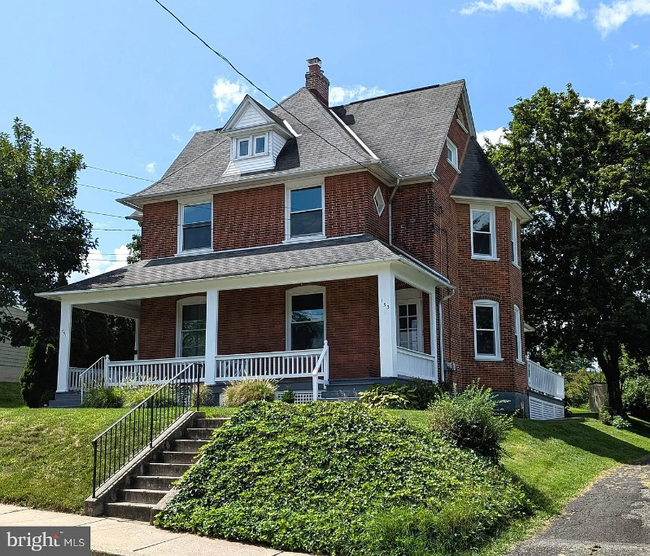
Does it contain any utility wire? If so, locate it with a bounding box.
[153,0,375,175]
[78,183,131,196]
[85,165,155,183]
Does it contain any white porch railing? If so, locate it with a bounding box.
[107,357,206,386]
[527,359,565,400]
[68,367,86,391]
[396,347,438,381]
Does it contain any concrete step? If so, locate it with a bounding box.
[131,475,177,490]
[103,501,155,522]
[172,438,209,452]
[195,418,229,429]
[146,462,192,477]
[119,489,168,505]
[48,392,81,408]
[160,451,198,464]
[185,427,214,440]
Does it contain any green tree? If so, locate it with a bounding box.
[487,86,650,413]
[0,119,95,405]
[126,223,141,263]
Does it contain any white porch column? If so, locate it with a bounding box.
[429,289,438,381]
[377,268,397,377]
[56,301,73,393]
[133,317,140,361]
[204,289,219,385]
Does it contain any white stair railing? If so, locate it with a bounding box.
[79,355,109,404]
[311,341,330,401]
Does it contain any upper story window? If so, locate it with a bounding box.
[514,305,523,363]
[446,138,459,170]
[473,300,501,360]
[471,208,497,260]
[180,202,212,252]
[373,187,385,216]
[286,184,324,241]
[511,214,519,267]
[236,133,267,159]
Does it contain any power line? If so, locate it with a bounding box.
[78,183,131,196]
[85,165,155,183]
[152,0,374,176]
[81,210,130,219]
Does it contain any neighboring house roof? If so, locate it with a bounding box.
[451,136,515,201]
[122,88,375,204]
[331,80,466,178]
[43,235,410,295]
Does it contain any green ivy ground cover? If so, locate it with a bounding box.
[156,402,530,555]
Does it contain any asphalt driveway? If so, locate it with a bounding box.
[508,459,650,555]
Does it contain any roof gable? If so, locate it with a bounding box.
[222,95,288,134]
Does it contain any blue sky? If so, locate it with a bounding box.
[1,0,648,280]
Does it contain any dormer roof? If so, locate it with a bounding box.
[221,94,292,139]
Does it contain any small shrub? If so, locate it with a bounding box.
[359,389,409,409]
[193,384,213,407]
[612,415,631,430]
[623,375,650,420]
[117,384,177,408]
[280,389,296,403]
[409,379,443,410]
[81,386,123,408]
[599,410,613,426]
[221,378,278,407]
[427,382,512,461]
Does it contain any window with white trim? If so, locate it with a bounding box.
[287,287,325,351]
[511,214,519,266]
[373,187,385,216]
[446,138,459,169]
[287,185,324,239]
[473,300,500,359]
[235,133,267,159]
[177,297,206,357]
[180,202,212,252]
[471,208,496,259]
[514,305,523,363]
[396,289,423,352]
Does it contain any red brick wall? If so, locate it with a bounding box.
[138,277,380,380]
[141,201,178,260]
[213,184,285,251]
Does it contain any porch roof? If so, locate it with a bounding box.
[40,235,447,298]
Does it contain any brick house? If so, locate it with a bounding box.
[42,58,564,416]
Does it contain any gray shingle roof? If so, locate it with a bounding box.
[331,81,465,177]
[452,136,515,200]
[125,88,375,203]
[48,235,399,294]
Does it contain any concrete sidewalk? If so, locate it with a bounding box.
[0,504,306,556]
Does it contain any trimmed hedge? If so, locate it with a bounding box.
[156,402,531,555]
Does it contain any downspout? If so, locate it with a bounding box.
[388,177,402,247]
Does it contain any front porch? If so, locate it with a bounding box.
[51,243,447,404]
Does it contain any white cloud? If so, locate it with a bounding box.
[171,133,180,143]
[329,85,386,105]
[212,78,249,116]
[581,96,598,107]
[145,162,156,175]
[477,127,507,147]
[461,0,583,18]
[70,245,129,283]
[188,124,202,133]
[594,0,650,36]
[631,42,640,48]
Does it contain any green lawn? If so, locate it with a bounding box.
[2,405,650,555]
[0,382,24,408]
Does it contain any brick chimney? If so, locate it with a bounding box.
[305,57,330,106]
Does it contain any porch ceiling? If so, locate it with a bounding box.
[75,299,141,319]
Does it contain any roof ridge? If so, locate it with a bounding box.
[334,79,466,107]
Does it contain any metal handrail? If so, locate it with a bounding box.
[91,362,201,497]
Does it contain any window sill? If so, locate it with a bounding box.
[448,162,460,174]
[175,247,213,257]
[512,262,521,269]
[516,359,526,366]
[471,255,500,262]
[283,234,326,245]
[475,356,504,362]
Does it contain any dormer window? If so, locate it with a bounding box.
[236,134,267,159]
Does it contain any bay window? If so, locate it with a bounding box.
[473,300,501,360]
